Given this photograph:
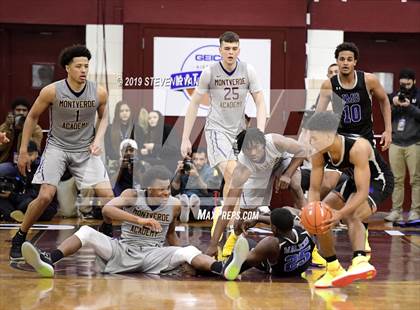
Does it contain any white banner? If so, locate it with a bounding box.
[153,37,271,116]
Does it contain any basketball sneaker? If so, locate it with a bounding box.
[408,210,420,222]
[384,210,403,222]
[222,232,238,257]
[223,235,249,281]
[311,245,326,268]
[99,222,113,238]
[10,232,25,261]
[314,260,346,289]
[332,255,376,287]
[21,242,54,278]
[365,229,371,253]
[10,210,25,223]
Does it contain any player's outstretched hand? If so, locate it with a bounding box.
[380,130,392,151]
[138,218,162,232]
[180,138,192,158]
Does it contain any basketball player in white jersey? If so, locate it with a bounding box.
[10,45,114,260]
[206,128,307,257]
[181,31,267,205]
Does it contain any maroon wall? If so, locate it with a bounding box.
[311,0,420,33]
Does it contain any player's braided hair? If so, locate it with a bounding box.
[236,128,266,153]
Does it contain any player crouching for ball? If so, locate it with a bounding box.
[306,111,394,288]
[20,165,244,279]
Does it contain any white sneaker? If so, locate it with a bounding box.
[384,210,403,222]
[178,194,190,223]
[408,210,420,222]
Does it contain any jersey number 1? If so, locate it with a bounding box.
[75,110,80,122]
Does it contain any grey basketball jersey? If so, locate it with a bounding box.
[197,61,261,137]
[120,190,176,248]
[47,79,98,151]
[239,134,288,190]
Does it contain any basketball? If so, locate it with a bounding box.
[300,201,332,234]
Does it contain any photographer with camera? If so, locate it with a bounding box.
[109,139,145,196]
[385,68,420,223]
[0,98,43,177]
[0,141,57,222]
[172,148,221,223]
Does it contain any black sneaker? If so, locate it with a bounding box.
[223,235,250,281]
[10,235,25,261]
[99,222,113,237]
[21,242,54,277]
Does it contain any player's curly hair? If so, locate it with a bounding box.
[59,45,91,68]
[236,128,266,153]
[141,165,172,188]
[334,42,359,60]
[305,111,340,132]
[270,208,294,233]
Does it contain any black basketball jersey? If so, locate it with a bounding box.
[271,226,314,276]
[331,71,374,143]
[323,135,391,181]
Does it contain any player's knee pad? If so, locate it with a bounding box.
[74,225,97,246]
[173,245,202,264]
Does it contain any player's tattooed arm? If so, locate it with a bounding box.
[166,202,181,246]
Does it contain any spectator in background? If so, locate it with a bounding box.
[0,141,57,222]
[385,69,420,222]
[172,148,221,222]
[0,98,43,177]
[105,101,144,161]
[109,139,145,196]
[140,110,179,171]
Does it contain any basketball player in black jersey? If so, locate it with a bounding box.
[306,112,393,288]
[223,208,314,280]
[316,42,392,195]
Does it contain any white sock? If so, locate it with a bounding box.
[178,194,190,223]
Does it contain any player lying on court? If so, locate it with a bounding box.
[206,128,306,257]
[306,111,394,288]
[222,208,314,280]
[21,166,242,279]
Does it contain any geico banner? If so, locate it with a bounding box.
[153,37,271,116]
